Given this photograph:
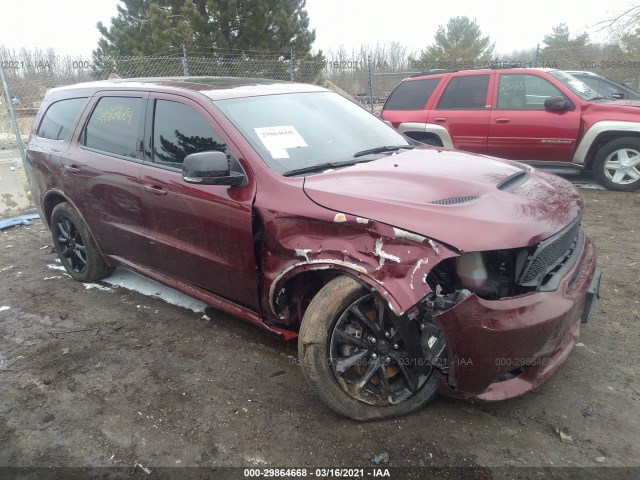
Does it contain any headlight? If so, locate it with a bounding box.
[456,252,488,293]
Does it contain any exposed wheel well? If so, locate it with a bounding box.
[274,269,353,329]
[584,131,640,169]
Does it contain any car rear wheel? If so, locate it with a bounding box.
[593,137,640,191]
[51,202,115,282]
[298,275,440,420]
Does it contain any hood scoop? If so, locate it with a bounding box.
[497,171,529,192]
[506,161,530,172]
[429,195,480,205]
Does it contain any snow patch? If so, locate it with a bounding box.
[104,268,207,313]
[47,264,67,272]
[83,283,112,291]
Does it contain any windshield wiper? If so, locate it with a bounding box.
[588,96,612,101]
[353,145,415,158]
[282,159,374,177]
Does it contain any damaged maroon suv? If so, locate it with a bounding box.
[26,77,601,420]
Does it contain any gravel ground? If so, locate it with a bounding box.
[0,187,639,479]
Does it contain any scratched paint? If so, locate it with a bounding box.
[373,238,401,268]
[393,227,426,243]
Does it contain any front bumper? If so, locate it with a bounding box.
[435,235,598,401]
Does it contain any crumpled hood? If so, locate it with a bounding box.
[303,148,583,252]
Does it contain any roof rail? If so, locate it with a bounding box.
[409,69,456,78]
[410,62,533,78]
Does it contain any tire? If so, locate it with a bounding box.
[298,276,440,420]
[50,202,115,282]
[593,137,640,191]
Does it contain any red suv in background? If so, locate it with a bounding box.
[381,67,640,191]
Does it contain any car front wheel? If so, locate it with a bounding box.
[593,137,640,191]
[51,202,115,282]
[298,275,441,420]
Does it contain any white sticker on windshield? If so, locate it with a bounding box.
[254,126,308,158]
[270,148,290,159]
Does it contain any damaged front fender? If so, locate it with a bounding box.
[257,206,457,328]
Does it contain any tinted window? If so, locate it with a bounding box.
[384,78,441,110]
[82,97,143,158]
[497,74,564,110]
[152,100,228,167]
[38,98,86,140]
[437,75,490,109]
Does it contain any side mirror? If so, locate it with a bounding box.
[182,151,245,186]
[612,92,624,99]
[544,96,571,111]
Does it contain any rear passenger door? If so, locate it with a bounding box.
[427,73,492,154]
[66,92,152,266]
[139,93,259,310]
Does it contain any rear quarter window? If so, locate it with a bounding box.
[384,78,441,110]
[37,98,87,140]
[81,97,144,158]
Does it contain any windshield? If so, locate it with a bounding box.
[213,91,411,175]
[548,70,600,100]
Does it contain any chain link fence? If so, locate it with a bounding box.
[2,46,640,155]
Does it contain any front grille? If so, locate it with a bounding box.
[429,195,480,205]
[518,216,582,287]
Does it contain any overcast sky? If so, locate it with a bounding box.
[0,0,635,58]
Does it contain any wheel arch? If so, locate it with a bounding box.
[573,122,640,168]
[43,191,112,265]
[396,122,453,148]
[269,263,405,327]
[42,190,72,227]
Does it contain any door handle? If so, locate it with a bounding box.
[495,118,511,123]
[144,185,168,196]
[63,165,81,174]
[433,117,447,122]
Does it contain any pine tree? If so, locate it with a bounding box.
[412,17,494,69]
[92,0,318,70]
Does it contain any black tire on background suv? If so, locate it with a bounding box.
[51,202,115,282]
[593,137,640,191]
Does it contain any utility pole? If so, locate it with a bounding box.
[0,62,29,182]
[182,44,189,77]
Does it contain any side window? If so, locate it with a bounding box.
[437,75,490,109]
[578,77,602,95]
[593,80,619,98]
[37,98,87,140]
[384,78,441,110]
[152,100,229,168]
[498,74,564,110]
[81,97,144,158]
